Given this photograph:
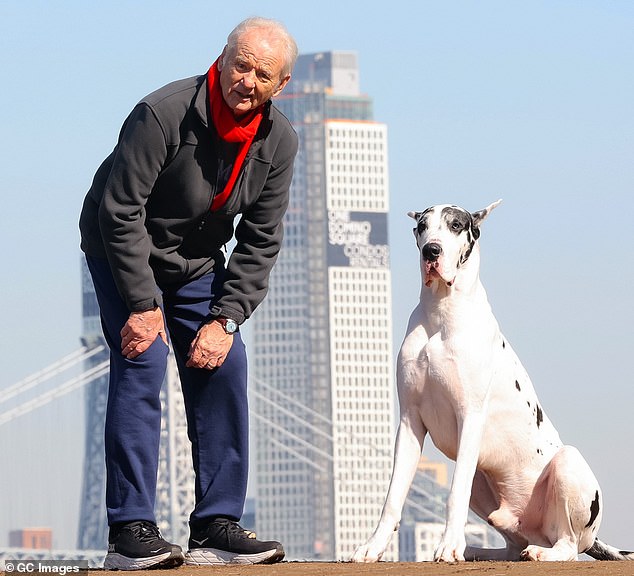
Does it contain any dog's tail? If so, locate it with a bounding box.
[585,539,634,561]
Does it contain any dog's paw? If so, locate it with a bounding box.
[434,547,465,563]
[521,545,548,561]
[434,533,466,563]
[351,523,399,562]
[521,544,577,562]
[350,542,383,563]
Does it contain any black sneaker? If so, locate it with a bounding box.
[185,517,284,565]
[104,520,184,570]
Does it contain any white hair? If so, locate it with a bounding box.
[226,17,298,78]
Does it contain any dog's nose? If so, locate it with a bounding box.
[422,242,442,261]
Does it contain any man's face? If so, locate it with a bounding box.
[218,29,290,117]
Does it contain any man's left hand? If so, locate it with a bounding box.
[186,320,234,370]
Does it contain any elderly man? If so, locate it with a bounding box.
[79,17,298,570]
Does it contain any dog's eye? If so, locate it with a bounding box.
[450,219,463,231]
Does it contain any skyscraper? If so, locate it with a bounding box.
[251,52,396,561]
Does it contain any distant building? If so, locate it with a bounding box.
[9,528,52,550]
[417,456,449,488]
[252,51,395,561]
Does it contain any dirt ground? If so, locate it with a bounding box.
[80,560,634,576]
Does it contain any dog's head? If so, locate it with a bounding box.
[408,200,501,287]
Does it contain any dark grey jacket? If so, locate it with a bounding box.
[79,74,297,324]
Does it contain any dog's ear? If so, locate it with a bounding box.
[408,211,422,237]
[471,199,502,233]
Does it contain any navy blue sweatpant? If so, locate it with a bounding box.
[86,256,249,527]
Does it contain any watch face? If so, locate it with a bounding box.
[224,319,238,334]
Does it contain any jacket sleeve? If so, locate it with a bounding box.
[98,103,168,312]
[215,128,298,324]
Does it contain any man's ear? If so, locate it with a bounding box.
[217,46,227,71]
[272,74,291,97]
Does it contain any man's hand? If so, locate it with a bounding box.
[186,320,234,370]
[120,307,168,359]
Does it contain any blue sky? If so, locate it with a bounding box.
[0,0,632,553]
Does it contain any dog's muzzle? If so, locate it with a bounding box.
[421,242,455,287]
[422,242,442,262]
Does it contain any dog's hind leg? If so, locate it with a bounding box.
[464,472,526,561]
[351,410,427,562]
[521,445,603,561]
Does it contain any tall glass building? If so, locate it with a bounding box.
[251,52,396,561]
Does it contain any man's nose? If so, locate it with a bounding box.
[240,69,256,88]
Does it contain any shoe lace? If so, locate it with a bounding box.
[127,521,162,542]
[224,519,257,540]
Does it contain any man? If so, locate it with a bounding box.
[79,17,298,570]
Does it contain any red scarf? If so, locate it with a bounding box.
[207,59,263,211]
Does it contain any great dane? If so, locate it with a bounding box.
[352,201,632,562]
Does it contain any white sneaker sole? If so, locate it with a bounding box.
[185,545,284,565]
[104,551,184,570]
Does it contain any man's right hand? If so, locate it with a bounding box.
[120,307,168,359]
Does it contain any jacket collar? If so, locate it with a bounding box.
[194,73,272,140]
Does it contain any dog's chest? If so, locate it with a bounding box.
[423,322,500,393]
[405,333,496,454]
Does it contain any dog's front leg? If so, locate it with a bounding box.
[435,411,486,562]
[351,410,426,562]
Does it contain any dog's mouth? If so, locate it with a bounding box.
[424,259,455,288]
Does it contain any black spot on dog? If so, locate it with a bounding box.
[459,242,475,266]
[535,405,543,428]
[515,380,521,391]
[440,207,479,267]
[585,491,600,528]
[415,218,427,234]
[502,340,506,349]
[413,207,434,234]
[537,448,543,455]
[441,206,471,235]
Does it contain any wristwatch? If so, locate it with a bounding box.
[217,317,238,334]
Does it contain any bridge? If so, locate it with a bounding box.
[0,341,497,567]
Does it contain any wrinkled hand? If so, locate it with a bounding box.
[186,321,234,370]
[120,307,168,359]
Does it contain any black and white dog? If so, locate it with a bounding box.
[352,201,633,562]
